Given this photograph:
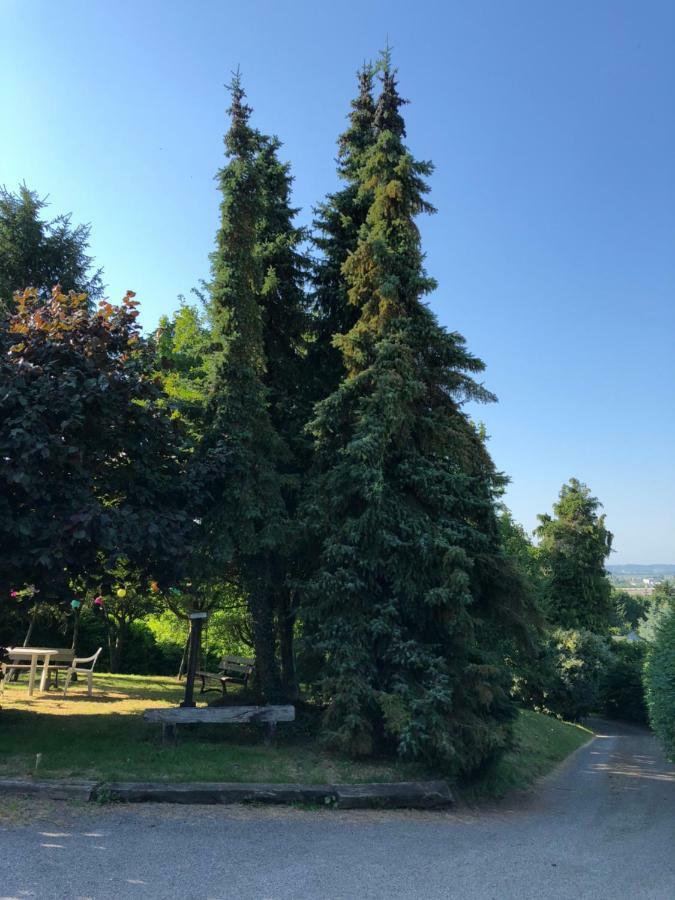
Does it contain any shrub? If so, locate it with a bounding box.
[603,640,647,723]
[518,629,613,721]
[644,601,675,758]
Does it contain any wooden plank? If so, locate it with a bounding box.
[220,656,254,668]
[143,705,295,724]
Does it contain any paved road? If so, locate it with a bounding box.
[1,720,674,899]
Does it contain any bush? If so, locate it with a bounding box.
[603,640,647,723]
[517,628,613,721]
[644,601,675,758]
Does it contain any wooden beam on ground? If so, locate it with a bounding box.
[143,705,295,724]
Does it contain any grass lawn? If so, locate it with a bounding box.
[0,674,427,784]
[0,675,591,795]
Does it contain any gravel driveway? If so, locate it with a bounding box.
[1,719,674,899]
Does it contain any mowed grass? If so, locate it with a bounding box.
[0,674,426,784]
[0,675,591,794]
[462,708,593,801]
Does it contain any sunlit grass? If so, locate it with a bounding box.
[0,674,424,784]
[0,677,591,795]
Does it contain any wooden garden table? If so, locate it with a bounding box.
[6,647,58,696]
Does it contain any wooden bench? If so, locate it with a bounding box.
[195,655,255,696]
[45,649,76,689]
[3,648,74,686]
[143,705,295,743]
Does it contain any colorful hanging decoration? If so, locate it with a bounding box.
[116,588,127,598]
[70,599,81,610]
[93,596,104,607]
[150,581,160,594]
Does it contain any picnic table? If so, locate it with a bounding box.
[4,647,60,696]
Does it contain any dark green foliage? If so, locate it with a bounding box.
[309,64,377,395]
[644,597,675,757]
[521,628,613,721]
[0,185,103,308]
[536,479,613,632]
[603,641,647,723]
[499,508,542,585]
[300,59,530,773]
[202,75,308,701]
[610,589,649,634]
[0,287,195,601]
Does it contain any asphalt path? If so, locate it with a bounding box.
[1,719,674,899]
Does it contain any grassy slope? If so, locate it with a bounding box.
[463,709,593,801]
[0,676,591,795]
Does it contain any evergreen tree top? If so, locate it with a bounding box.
[337,63,376,178]
[225,69,256,157]
[373,47,407,138]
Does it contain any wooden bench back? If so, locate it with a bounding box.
[219,655,255,676]
[4,648,74,670]
[50,649,75,665]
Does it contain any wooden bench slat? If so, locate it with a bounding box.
[143,705,295,724]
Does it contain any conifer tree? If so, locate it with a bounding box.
[203,75,308,700]
[255,131,311,695]
[309,64,377,394]
[0,185,103,308]
[536,478,613,632]
[301,56,528,772]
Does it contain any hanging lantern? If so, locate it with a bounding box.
[117,588,127,598]
[150,581,160,594]
[71,599,81,610]
[93,596,104,607]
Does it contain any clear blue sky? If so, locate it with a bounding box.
[2,0,674,563]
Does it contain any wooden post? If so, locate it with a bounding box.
[180,611,207,709]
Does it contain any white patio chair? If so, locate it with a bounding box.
[62,647,103,698]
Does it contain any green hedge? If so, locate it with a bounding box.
[644,601,675,758]
[603,641,647,724]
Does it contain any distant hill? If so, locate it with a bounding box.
[607,564,675,577]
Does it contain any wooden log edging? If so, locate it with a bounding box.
[0,779,98,801]
[0,778,454,809]
[100,779,453,808]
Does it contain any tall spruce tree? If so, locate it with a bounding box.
[255,130,311,695]
[203,75,308,700]
[536,478,613,632]
[309,64,377,395]
[300,57,528,772]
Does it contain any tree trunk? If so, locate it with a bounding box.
[9,604,40,680]
[177,631,190,681]
[110,627,126,675]
[71,609,80,654]
[22,604,39,647]
[107,624,115,673]
[278,588,298,700]
[247,559,283,703]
